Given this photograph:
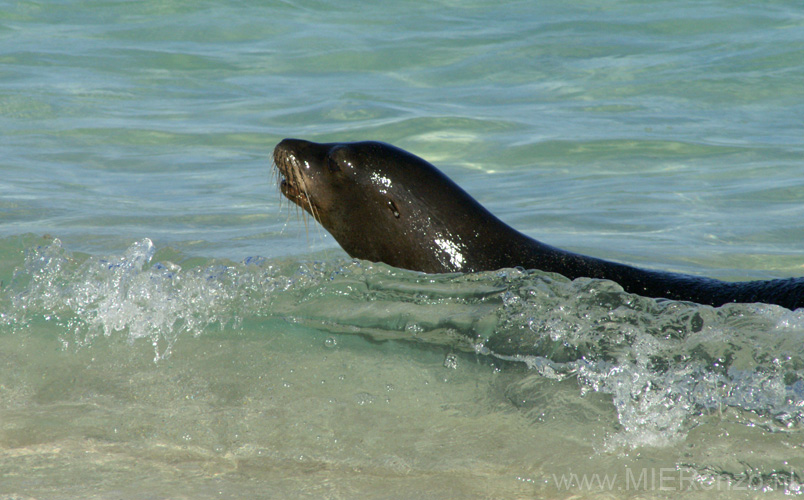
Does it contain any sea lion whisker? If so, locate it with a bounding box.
[273,161,293,235]
[295,168,326,243]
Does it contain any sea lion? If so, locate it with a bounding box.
[273,138,804,309]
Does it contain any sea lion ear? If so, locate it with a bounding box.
[326,154,341,173]
[325,146,346,173]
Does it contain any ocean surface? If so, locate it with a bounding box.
[2,0,804,498]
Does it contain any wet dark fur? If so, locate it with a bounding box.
[274,138,804,310]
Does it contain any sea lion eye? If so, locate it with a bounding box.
[387,199,400,218]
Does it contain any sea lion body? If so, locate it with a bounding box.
[273,138,804,309]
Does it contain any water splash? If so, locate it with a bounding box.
[9,238,245,360]
[4,238,804,449]
[489,275,804,448]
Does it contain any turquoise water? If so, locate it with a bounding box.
[2,0,804,498]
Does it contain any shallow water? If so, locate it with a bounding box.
[2,0,804,498]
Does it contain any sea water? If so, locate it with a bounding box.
[1,0,804,498]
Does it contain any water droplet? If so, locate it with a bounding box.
[444,353,458,369]
[354,392,376,406]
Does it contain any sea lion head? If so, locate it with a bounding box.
[273,138,494,273]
